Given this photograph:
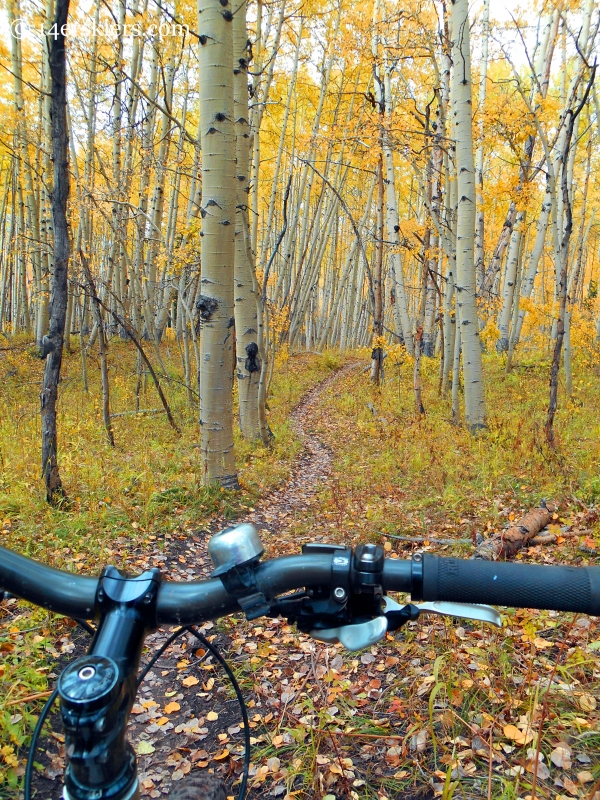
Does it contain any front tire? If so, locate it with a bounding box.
[167,773,227,800]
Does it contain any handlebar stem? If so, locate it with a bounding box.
[58,567,161,800]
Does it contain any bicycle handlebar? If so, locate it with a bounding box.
[419,554,600,616]
[0,545,98,618]
[2,543,600,623]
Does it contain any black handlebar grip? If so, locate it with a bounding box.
[421,554,600,615]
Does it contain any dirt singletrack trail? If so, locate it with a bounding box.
[236,360,361,545]
[33,360,365,800]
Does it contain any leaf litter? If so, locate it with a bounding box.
[9,362,600,798]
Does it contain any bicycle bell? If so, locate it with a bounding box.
[208,523,264,577]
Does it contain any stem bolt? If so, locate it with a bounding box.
[333,587,346,602]
[78,665,96,681]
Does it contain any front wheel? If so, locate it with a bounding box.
[167,773,227,800]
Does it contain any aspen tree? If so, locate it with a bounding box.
[376,2,413,355]
[249,0,286,255]
[232,0,262,441]
[197,0,239,488]
[474,0,489,289]
[258,18,303,273]
[41,0,70,502]
[545,69,595,447]
[371,159,385,384]
[496,211,524,351]
[450,0,486,430]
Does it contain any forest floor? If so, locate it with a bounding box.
[1,344,600,799]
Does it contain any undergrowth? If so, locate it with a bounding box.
[309,351,600,547]
[2,342,600,798]
[0,339,335,792]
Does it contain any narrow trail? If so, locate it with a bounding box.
[34,360,363,800]
[237,360,360,542]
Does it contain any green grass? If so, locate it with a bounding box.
[0,340,336,792]
[305,351,600,548]
[2,341,600,797]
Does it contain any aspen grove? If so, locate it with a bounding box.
[0,0,599,493]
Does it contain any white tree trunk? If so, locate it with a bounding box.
[496,211,524,351]
[197,0,238,488]
[474,0,490,288]
[233,0,261,440]
[451,0,486,430]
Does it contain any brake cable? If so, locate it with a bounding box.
[25,623,251,800]
[24,686,59,800]
[186,626,251,800]
[24,621,95,800]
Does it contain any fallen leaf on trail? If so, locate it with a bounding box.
[136,741,155,755]
[533,637,553,649]
[213,749,229,761]
[526,753,549,780]
[181,675,199,687]
[577,771,594,784]
[411,729,428,753]
[573,717,592,728]
[503,724,534,746]
[164,702,180,714]
[578,693,597,711]
[563,777,580,796]
[550,744,572,768]
[206,711,219,721]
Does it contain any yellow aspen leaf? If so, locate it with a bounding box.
[578,694,597,712]
[136,741,155,755]
[503,724,534,746]
[164,702,180,714]
[206,711,219,721]
[181,675,199,687]
[213,749,229,761]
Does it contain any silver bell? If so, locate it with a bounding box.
[208,524,264,574]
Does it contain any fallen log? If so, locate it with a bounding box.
[472,502,557,560]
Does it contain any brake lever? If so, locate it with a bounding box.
[310,617,388,651]
[383,596,502,628]
[308,597,502,652]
